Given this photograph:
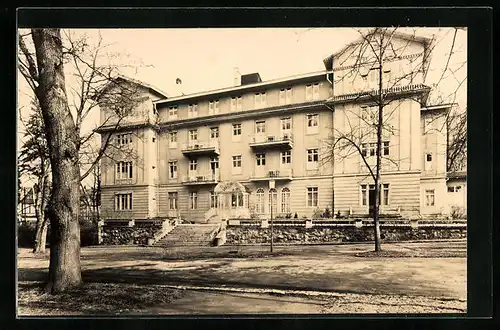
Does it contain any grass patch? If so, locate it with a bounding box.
[18,281,185,316]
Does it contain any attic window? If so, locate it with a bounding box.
[426,154,432,162]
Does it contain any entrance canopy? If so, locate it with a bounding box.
[214,181,249,194]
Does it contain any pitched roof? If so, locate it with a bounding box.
[323,28,433,71]
[115,75,169,99]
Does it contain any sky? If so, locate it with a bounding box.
[17,27,467,186]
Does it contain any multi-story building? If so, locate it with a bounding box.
[97,30,457,223]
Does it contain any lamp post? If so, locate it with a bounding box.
[269,180,275,253]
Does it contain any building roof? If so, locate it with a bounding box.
[115,75,169,99]
[154,71,331,105]
[323,28,433,71]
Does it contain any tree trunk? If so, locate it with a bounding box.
[32,28,82,293]
[373,53,384,252]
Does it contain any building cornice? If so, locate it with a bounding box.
[153,71,331,105]
[333,170,421,178]
[326,84,431,106]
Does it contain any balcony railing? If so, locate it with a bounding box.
[181,140,220,156]
[181,171,220,185]
[250,168,293,181]
[249,133,293,150]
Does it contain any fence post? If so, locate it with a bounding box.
[97,220,104,245]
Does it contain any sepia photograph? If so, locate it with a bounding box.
[17,22,469,316]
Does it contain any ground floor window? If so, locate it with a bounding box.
[168,192,178,210]
[255,188,265,213]
[269,188,278,213]
[209,191,218,208]
[281,187,290,213]
[115,193,132,211]
[231,189,244,208]
[307,187,318,207]
[190,191,198,209]
[425,189,435,206]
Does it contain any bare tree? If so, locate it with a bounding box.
[18,29,149,293]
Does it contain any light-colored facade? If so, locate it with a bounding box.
[97,31,459,223]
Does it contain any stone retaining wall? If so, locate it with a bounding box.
[101,221,163,245]
[226,226,467,245]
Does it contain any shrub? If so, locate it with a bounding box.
[323,207,332,218]
[450,206,466,220]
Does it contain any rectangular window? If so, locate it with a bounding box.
[233,123,242,135]
[210,127,219,139]
[209,99,220,115]
[425,189,435,206]
[116,161,133,180]
[426,153,433,162]
[307,113,319,134]
[281,117,291,131]
[188,103,198,118]
[383,141,390,156]
[362,143,376,157]
[209,191,218,208]
[281,150,292,164]
[255,121,266,134]
[254,92,267,108]
[307,148,319,169]
[115,193,132,211]
[256,153,266,166]
[383,183,389,206]
[189,159,198,171]
[116,133,132,145]
[168,161,178,179]
[190,192,198,209]
[168,106,178,119]
[169,132,177,148]
[231,96,242,111]
[232,155,242,168]
[189,129,198,142]
[279,87,292,105]
[307,187,318,207]
[168,192,178,210]
[361,185,367,206]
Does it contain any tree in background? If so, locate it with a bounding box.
[18,99,52,253]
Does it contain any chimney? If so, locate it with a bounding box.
[233,67,241,87]
[240,72,262,85]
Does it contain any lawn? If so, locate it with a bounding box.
[17,240,467,315]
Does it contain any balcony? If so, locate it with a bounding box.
[249,134,293,150]
[181,140,220,157]
[181,171,220,185]
[250,168,293,182]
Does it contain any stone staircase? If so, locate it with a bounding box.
[154,224,221,247]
